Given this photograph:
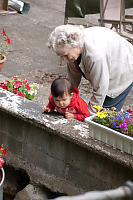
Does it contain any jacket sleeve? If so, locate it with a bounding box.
[86,57,110,114]
[67,61,82,88]
[74,98,90,121]
[46,94,55,112]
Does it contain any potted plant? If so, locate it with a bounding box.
[85,106,133,155]
[0,76,42,100]
[0,28,10,72]
[0,144,7,200]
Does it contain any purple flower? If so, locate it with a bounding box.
[124,127,128,131]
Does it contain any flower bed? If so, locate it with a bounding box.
[0,76,42,100]
[93,106,133,136]
[85,106,133,155]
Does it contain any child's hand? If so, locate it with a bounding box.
[65,112,74,119]
[42,107,51,113]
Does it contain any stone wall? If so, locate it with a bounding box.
[0,88,133,195]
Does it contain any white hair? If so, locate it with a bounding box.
[48,25,85,53]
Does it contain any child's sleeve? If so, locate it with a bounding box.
[74,98,90,121]
[46,94,55,112]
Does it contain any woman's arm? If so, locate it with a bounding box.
[67,61,82,88]
[86,58,110,114]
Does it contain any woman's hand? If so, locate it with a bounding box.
[65,112,74,119]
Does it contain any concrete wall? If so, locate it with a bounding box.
[0,88,133,195]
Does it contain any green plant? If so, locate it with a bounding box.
[92,105,133,137]
[0,76,42,100]
[0,28,10,60]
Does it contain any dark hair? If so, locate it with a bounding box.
[51,78,73,97]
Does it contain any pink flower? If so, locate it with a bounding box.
[12,76,18,80]
[17,91,26,98]
[14,80,22,88]
[0,158,4,168]
[22,78,28,83]
[6,80,10,84]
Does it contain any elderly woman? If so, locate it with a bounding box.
[48,25,133,114]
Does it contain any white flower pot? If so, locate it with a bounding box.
[0,168,5,200]
[85,116,133,155]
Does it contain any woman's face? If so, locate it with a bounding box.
[57,47,82,62]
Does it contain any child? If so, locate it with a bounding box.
[42,78,90,121]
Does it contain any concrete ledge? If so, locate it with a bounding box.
[0,88,133,195]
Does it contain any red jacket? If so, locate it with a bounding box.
[46,87,90,121]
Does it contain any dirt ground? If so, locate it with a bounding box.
[17,70,133,110]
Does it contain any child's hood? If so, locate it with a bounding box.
[72,86,79,95]
[70,87,79,105]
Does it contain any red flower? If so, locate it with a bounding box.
[25,82,30,87]
[14,88,18,94]
[0,28,10,60]
[1,85,8,90]
[0,145,2,149]
[17,91,26,98]
[3,28,6,36]
[6,36,10,44]
[25,82,30,91]
[127,109,133,114]
[27,86,31,91]
[2,148,7,155]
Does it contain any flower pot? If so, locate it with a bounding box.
[0,167,5,200]
[0,56,6,72]
[85,115,133,155]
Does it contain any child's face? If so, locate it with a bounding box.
[53,92,73,108]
